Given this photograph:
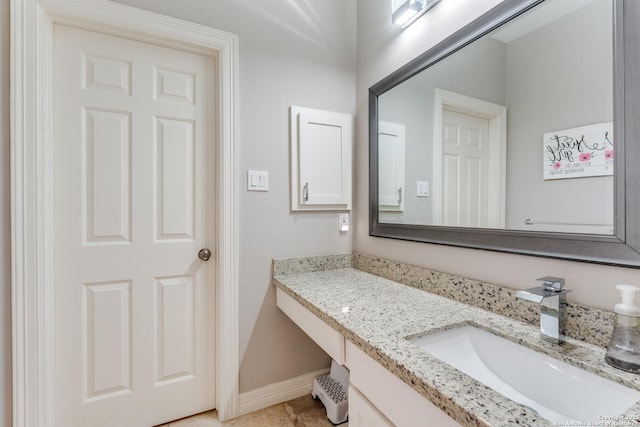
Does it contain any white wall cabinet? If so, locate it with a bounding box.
[378,121,405,212]
[276,288,462,426]
[290,106,352,211]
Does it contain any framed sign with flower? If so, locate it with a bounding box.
[542,122,613,180]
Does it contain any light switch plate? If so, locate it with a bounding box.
[248,170,269,191]
[416,181,430,197]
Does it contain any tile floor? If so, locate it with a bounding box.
[158,395,348,427]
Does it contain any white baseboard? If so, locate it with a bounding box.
[237,368,330,416]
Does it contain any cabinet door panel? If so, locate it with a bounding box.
[348,385,393,427]
[346,341,461,427]
[290,106,352,210]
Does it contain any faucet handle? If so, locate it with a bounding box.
[537,276,565,291]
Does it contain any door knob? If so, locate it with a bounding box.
[198,248,212,261]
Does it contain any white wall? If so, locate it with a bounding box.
[355,0,640,312]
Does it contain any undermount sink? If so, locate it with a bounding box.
[408,325,640,423]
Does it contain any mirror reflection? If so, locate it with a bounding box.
[378,0,613,235]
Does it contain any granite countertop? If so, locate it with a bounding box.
[273,267,640,427]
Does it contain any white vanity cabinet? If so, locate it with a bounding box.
[275,287,462,426]
[276,288,345,364]
[346,340,461,427]
[290,106,352,211]
[348,385,393,427]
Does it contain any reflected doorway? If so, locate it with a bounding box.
[433,89,507,228]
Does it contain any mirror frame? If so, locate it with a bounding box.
[369,0,640,267]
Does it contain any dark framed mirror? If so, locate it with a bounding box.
[369,0,640,267]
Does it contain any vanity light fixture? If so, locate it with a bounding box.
[391,0,441,28]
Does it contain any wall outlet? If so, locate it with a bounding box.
[339,213,349,232]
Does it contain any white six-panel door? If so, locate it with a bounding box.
[441,109,490,228]
[53,24,215,427]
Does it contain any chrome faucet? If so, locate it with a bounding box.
[515,277,571,344]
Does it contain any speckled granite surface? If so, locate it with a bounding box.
[352,253,615,348]
[272,256,640,427]
[272,253,353,276]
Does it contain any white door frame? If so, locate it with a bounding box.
[432,89,507,227]
[10,1,240,425]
